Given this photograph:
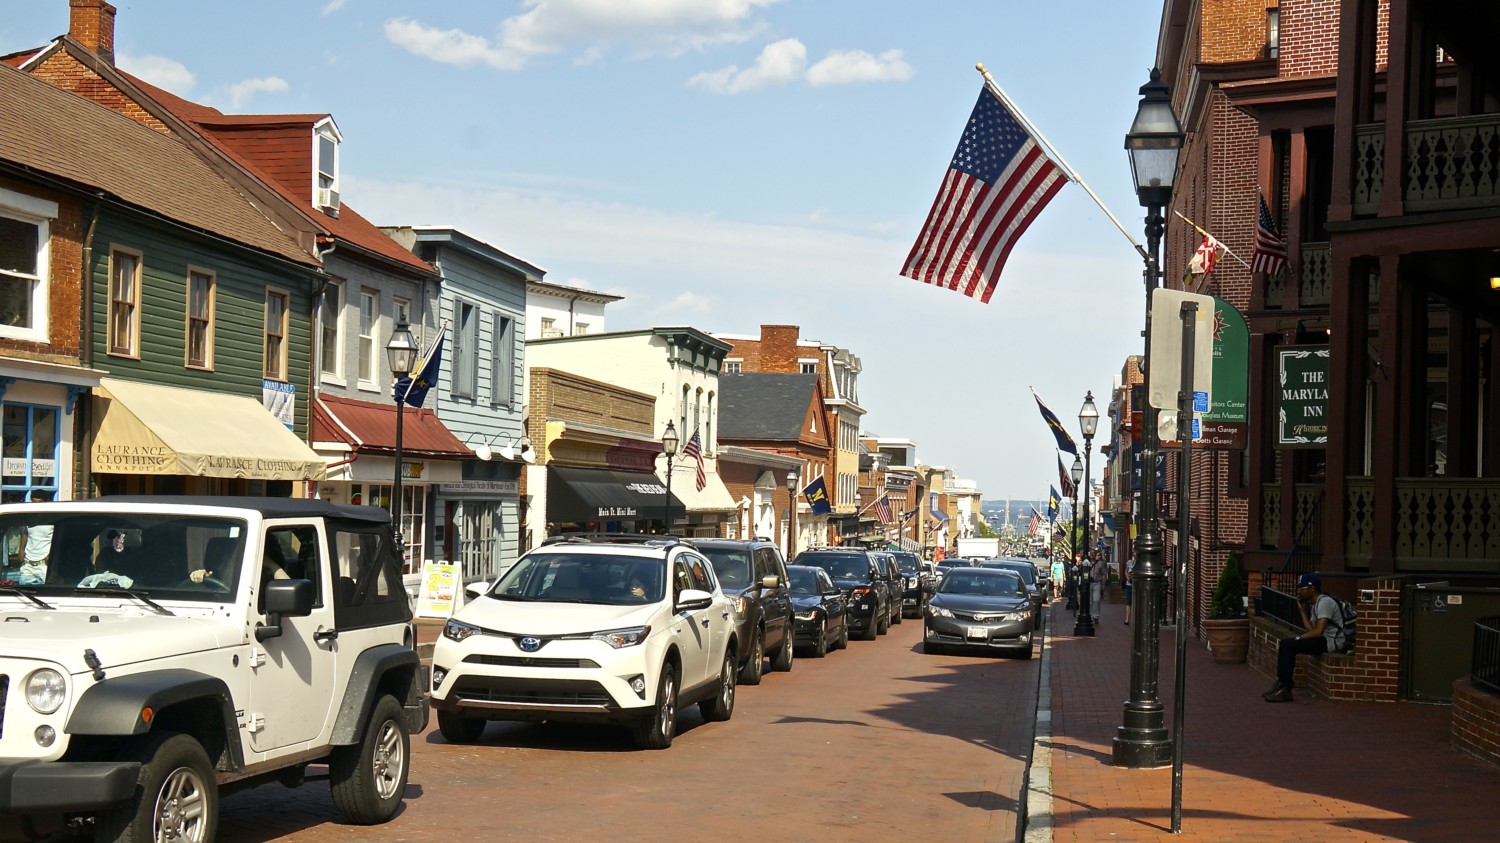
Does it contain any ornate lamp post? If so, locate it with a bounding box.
[1113,68,1183,769]
[1067,454,1083,610]
[386,320,418,550]
[786,470,800,560]
[1075,391,1099,637]
[661,421,679,534]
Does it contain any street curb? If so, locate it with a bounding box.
[1024,607,1054,843]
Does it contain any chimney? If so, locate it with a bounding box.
[69,0,117,65]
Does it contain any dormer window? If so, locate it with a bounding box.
[313,118,342,215]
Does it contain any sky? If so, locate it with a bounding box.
[2,0,1164,501]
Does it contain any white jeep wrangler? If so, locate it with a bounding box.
[0,497,428,843]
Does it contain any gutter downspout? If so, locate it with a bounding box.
[78,194,103,500]
[307,235,337,499]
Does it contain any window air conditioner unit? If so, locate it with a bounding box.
[315,187,340,212]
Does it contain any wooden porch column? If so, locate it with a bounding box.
[1329,0,1379,224]
[1247,329,1273,549]
[1371,254,1410,569]
[1324,251,1366,570]
[1379,0,1412,219]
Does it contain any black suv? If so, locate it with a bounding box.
[793,548,891,640]
[696,538,795,684]
[871,551,905,627]
[889,550,934,617]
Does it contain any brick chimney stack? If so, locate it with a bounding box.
[69,0,117,65]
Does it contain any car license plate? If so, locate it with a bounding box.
[967,626,988,640]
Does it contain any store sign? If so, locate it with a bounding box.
[3,458,54,477]
[414,561,460,619]
[597,506,637,518]
[440,480,519,495]
[1276,345,1330,448]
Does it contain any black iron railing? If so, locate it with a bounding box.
[1259,584,1304,631]
[1474,616,1500,695]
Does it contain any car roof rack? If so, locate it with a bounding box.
[539,532,698,550]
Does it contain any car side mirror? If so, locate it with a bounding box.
[256,578,314,642]
[761,574,779,589]
[464,582,488,600]
[676,588,713,611]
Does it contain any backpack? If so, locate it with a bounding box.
[1328,596,1357,653]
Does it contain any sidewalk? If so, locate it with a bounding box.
[1031,598,1500,842]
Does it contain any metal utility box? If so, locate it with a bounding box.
[1405,584,1500,702]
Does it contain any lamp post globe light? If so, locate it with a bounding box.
[1114,68,1183,769]
[786,470,800,560]
[1075,391,1099,638]
[661,421,679,534]
[1067,454,1084,610]
[386,321,419,550]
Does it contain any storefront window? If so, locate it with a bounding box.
[2,403,57,499]
[350,482,425,574]
[456,500,504,581]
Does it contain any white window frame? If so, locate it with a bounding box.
[799,358,819,375]
[184,266,215,370]
[263,287,290,381]
[357,288,378,388]
[319,279,343,382]
[724,360,742,374]
[312,117,342,198]
[452,299,479,399]
[107,246,142,359]
[0,187,54,343]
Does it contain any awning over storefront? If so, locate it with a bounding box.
[549,466,683,523]
[312,394,471,458]
[656,466,737,513]
[92,378,325,480]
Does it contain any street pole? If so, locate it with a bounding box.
[661,421,678,535]
[1170,300,1200,833]
[1066,487,1079,610]
[393,400,405,547]
[787,472,799,560]
[385,320,416,556]
[1075,393,1098,638]
[1114,67,1182,769]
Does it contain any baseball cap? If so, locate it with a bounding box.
[1297,573,1321,589]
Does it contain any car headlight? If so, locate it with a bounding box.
[25,669,65,715]
[907,577,918,588]
[1004,612,1030,623]
[928,604,954,618]
[794,610,817,622]
[732,595,747,618]
[591,625,652,648]
[443,619,481,642]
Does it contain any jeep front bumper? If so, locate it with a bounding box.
[0,760,140,813]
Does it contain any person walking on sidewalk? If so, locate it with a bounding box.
[1050,557,1065,600]
[1265,573,1340,703]
[1089,553,1107,623]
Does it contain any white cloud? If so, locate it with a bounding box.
[222,77,289,109]
[117,53,195,94]
[806,48,913,86]
[321,0,349,14]
[687,38,805,94]
[386,0,781,71]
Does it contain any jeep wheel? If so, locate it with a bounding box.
[437,710,486,743]
[95,731,217,843]
[330,694,409,825]
[698,650,737,722]
[632,664,677,749]
[739,631,764,685]
[770,630,794,672]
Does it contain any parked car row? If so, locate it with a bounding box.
[429,536,929,752]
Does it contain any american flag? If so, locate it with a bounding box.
[682,430,706,491]
[900,86,1068,304]
[1027,507,1042,535]
[1251,193,1288,276]
[1057,455,1075,499]
[873,495,894,525]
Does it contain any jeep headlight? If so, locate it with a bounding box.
[591,625,651,648]
[928,604,954,619]
[443,619,481,643]
[26,668,65,714]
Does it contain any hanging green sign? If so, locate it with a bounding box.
[1276,345,1330,448]
[1202,297,1249,449]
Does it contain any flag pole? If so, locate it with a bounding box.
[1173,210,1252,269]
[976,63,1147,261]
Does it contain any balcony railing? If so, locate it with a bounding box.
[1353,114,1500,216]
[1344,478,1500,569]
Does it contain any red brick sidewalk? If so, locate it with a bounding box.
[1041,599,1500,842]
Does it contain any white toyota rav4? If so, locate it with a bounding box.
[430,535,739,749]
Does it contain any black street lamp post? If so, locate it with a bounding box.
[1067,455,1083,610]
[386,320,418,550]
[661,421,679,534]
[786,470,800,560]
[1113,68,1183,769]
[1074,391,1099,637]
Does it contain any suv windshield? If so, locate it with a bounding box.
[697,547,751,591]
[795,551,868,580]
[0,512,246,602]
[490,552,666,605]
[891,552,921,575]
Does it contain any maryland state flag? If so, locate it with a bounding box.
[802,476,833,515]
[393,322,447,409]
[1047,485,1061,524]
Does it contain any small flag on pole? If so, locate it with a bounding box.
[1187,232,1226,278]
[900,85,1068,303]
[1031,387,1078,455]
[393,322,447,409]
[1251,193,1288,276]
[682,430,706,491]
[1047,486,1061,524]
[1058,455,1076,499]
[1028,508,1042,535]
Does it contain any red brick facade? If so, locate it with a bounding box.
[0,175,85,364]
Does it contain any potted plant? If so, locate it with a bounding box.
[1203,553,1249,663]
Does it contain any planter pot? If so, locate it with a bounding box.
[1203,617,1249,664]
